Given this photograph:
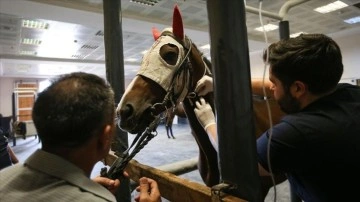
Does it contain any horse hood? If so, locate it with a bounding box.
[137,28,186,91]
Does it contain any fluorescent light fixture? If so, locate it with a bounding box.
[255,24,279,32]
[130,0,160,6]
[22,38,42,45]
[314,1,348,14]
[37,29,77,58]
[344,16,360,24]
[290,32,307,38]
[22,20,49,29]
[20,50,37,55]
[16,64,31,73]
[200,44,210,50]
[125,58,138,62]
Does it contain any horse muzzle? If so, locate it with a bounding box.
[116,103,157,134]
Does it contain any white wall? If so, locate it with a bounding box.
[250,50,268,79]
[0,77,15,116]
[334,31,360,81]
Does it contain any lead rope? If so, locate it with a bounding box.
[101,116,161,180]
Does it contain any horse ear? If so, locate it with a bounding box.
[152,27,161,41]
[172,4,184,40]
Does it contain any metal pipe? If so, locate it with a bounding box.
[246,5,282,21]
[245,0,311,21]
[156,157,198,175]
[279,0,312,19]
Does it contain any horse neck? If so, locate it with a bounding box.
[188,43,209,90]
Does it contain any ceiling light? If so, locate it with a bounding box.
[314,1,348,14]
[130,0,160,6]
[290,32,307,38]
[16,64,31,72]
[22,38,42,45]
[344,16,360,24]
[255,24,278,32]
[20,50,37,55]
[37,30,77,58]
[22,20,49,29]
[125,58,138,62]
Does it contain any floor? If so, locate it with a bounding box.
[9,122,291,202]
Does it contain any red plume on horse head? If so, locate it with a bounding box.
[152,4,184,41]
[172,4,184,40]
[152,27,161,41]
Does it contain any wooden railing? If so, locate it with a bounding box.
[105,153,247,202]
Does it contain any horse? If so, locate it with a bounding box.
[163,103,186,139]
[116,4,285,198]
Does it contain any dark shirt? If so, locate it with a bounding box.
[257,83,360,202]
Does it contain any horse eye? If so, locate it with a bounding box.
[160,44,179,66]
[163,52,178,65]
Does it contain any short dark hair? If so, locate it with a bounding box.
[263,33,343,94]
[32,72,115,148]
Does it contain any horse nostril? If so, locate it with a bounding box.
[120,104,133,120]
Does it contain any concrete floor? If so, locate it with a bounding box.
[10,122,291,202]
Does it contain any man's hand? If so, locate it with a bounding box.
[195,75,213,96]
[194,97,216,130]
[135,177,161,202]
[92,173,127,195]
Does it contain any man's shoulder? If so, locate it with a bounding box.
[0,184,115,202]
[0,165,116,202]
[332,83,360,100]
[0,163,23,176]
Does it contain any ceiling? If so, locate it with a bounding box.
[1,0,360,80]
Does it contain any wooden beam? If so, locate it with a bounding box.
[105,154,247,202]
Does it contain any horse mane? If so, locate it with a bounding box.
[189,43,212,71]
[202,55,212,70]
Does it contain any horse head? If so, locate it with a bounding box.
[116,5,208,134]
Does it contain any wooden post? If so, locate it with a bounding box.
[207,0,262,201]
[102,0,130,201]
